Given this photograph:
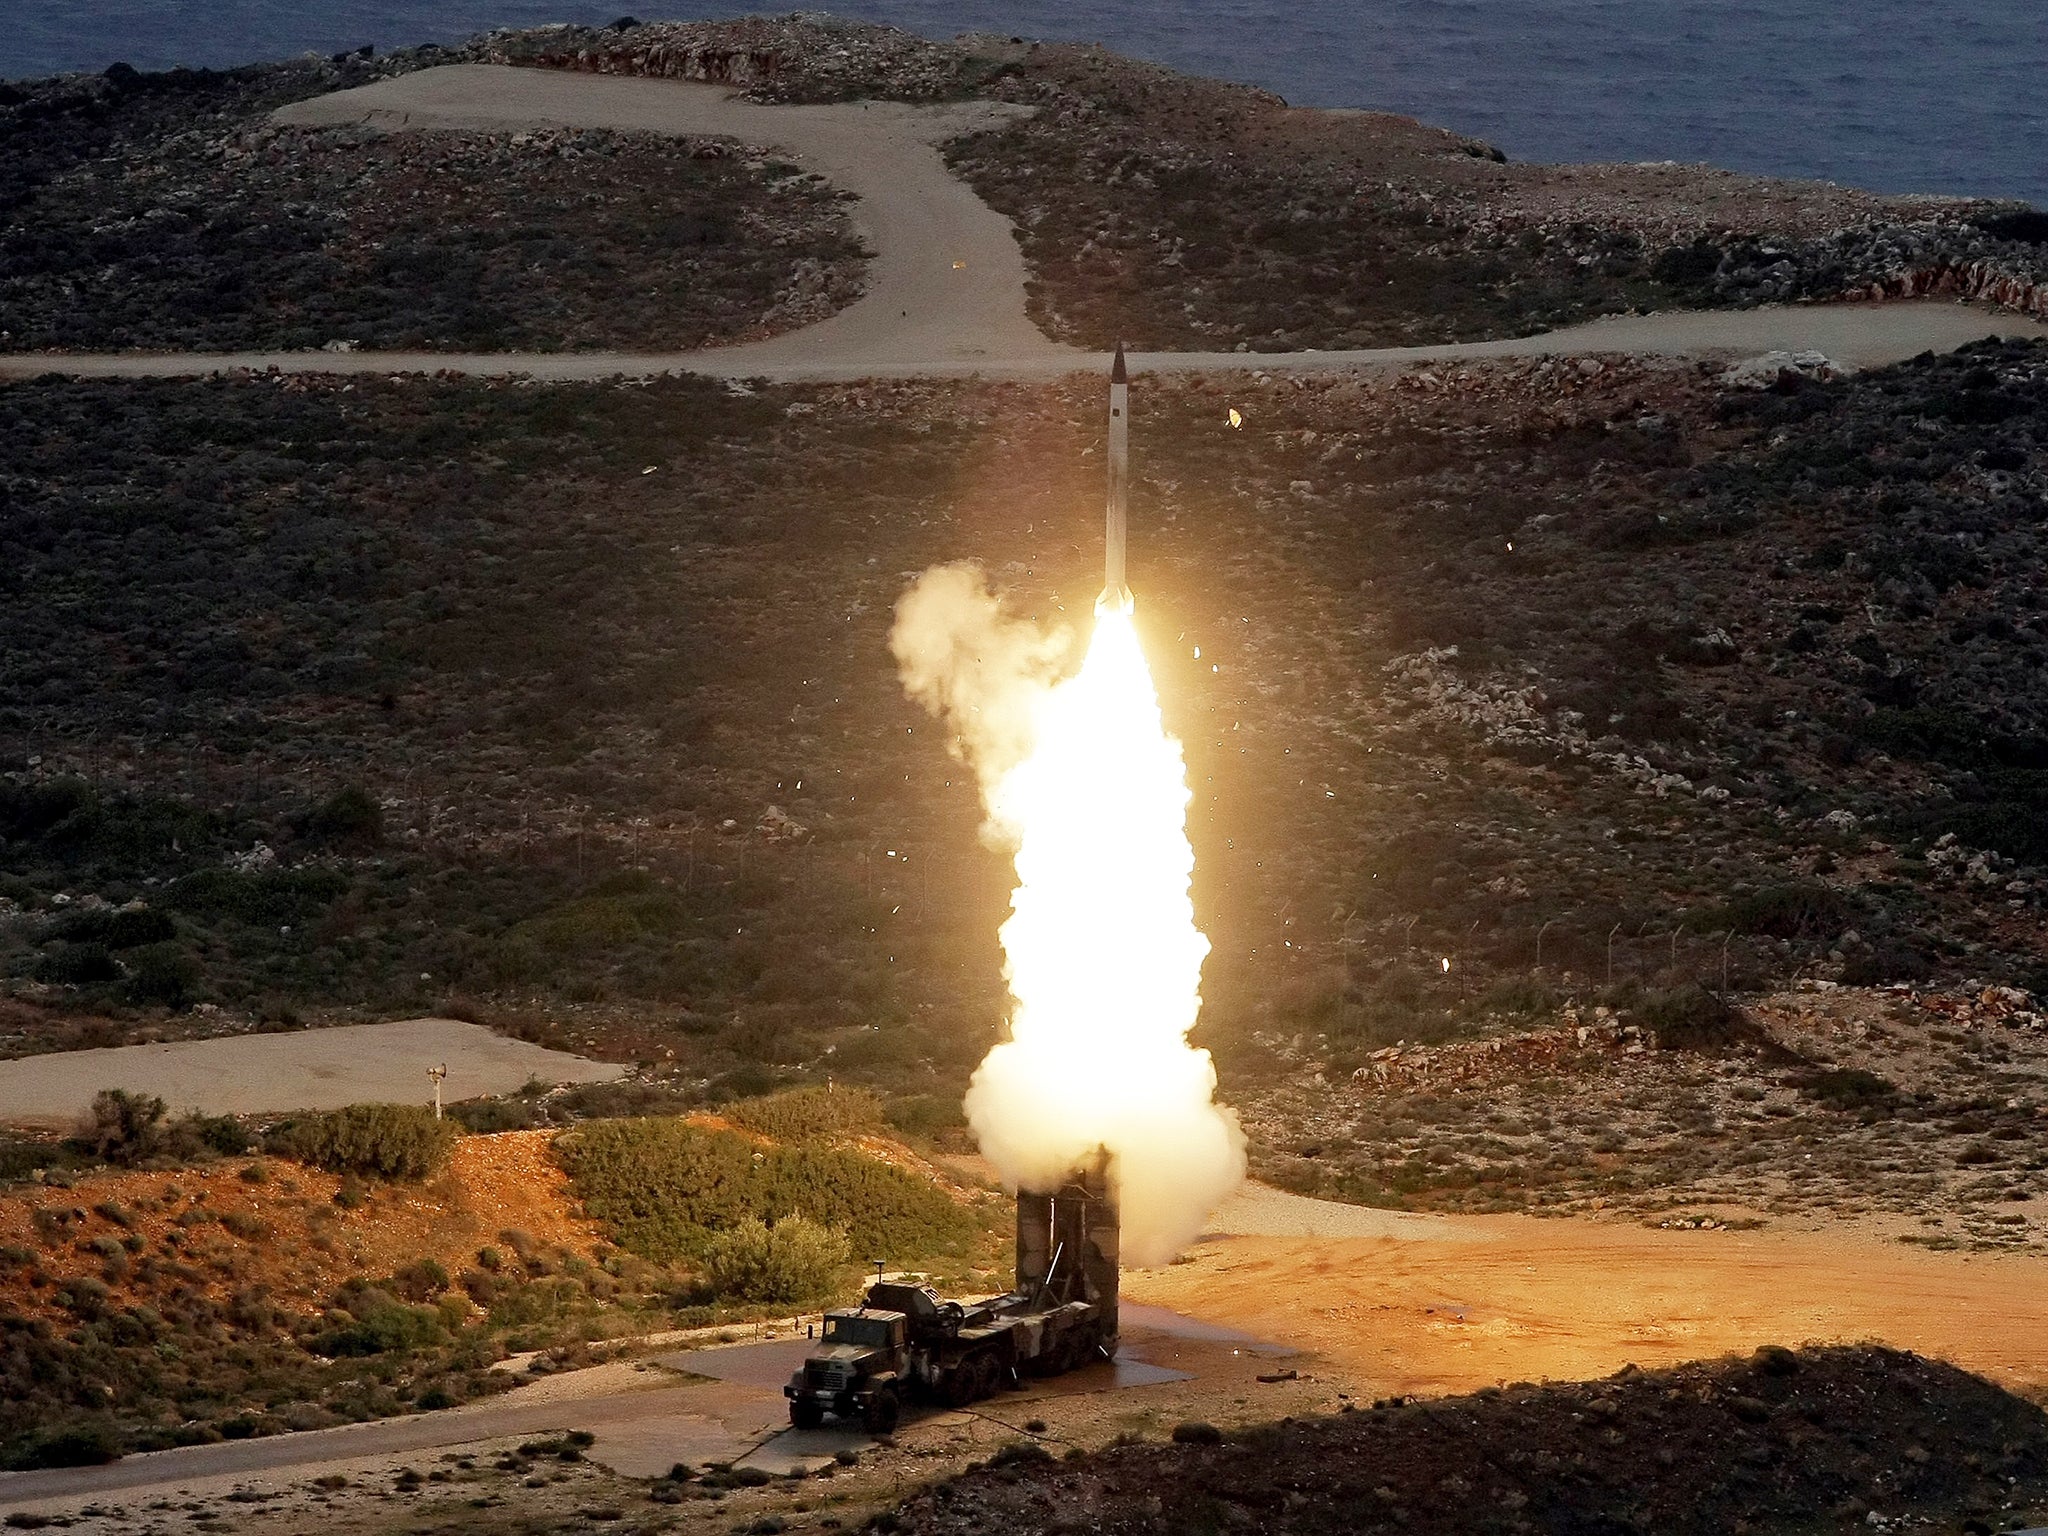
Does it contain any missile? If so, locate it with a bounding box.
[1101,342,1132,612]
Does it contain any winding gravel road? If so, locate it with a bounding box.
[0,62,2041,385]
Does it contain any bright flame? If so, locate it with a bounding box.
[891,567,1244,1268]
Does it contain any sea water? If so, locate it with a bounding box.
[8,0,2045,206]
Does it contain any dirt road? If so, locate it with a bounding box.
[1133,1184,2048,1399]
[2,300,2040,385]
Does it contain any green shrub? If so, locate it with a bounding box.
[1641,986,1747,1051]
[314,1286,447,1357]
[47,905,176,950]
[448,1097,542,1134]
[34,942,121,986]
[0,1139,71,1184]
[1479,977,1561,1018]
[388,1258,451,1302]
[78,1089,167,1163]
[883,1095,967,1141]
[698,1215,848,1303]
[1,1416,121,1469]
[1799,1068,1898,1111]
[166,865,348,927]
[555,1117,972,1264]
[271,1104,456,1181]
[162,1111,252,1159]
[54,1278,111,1320]
[727,1085,882,1143]
[123,942,202,1008]
[299,785,384,852]
[1690,883,1853,941]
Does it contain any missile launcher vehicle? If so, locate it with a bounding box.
[784,1157,1118,1432]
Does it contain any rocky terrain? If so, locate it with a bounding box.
[884,1346,2048,1536]
[8,339,2048,1209]
[1248,980,2048,1249]
[503,15,2048,349]
[0,49,864,352]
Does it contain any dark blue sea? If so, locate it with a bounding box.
[9,2,2045,206]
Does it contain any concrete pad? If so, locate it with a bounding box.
[583,1397,784,1480]
[734,1425,871,1476]
[0,1017,622,1128]
[1122,1302,1297,1357]
[658,1338,813,1391]
[1105,1351,1196,1387]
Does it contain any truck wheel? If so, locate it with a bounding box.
[789,1397,824,1431]
[969,1353,1001,1402]
[1056,1331,1090,1374]
[938,1364,974,1409]
[863,1387,900,1435]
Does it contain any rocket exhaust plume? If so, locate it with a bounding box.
[888,356,1244,1268]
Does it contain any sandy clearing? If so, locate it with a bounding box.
[1207,1180,1497,1242]
[1129,1189,2048,1400]
[0,1017,621,1128]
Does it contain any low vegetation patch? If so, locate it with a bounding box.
[556,1116,975,1266]
[695,1214,849,1303]
[726,1083,884,1142]
[267,1104,457,1180]
[0,56,864,353]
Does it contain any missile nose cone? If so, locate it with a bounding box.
[1111,342,1127,385]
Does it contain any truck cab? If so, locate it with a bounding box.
[785,1307,909,1432]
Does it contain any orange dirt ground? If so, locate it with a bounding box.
[1124,1216,2048,1401]
[0,1130,603,1319]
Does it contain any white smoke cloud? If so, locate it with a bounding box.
[890,563,1245,1267]
[888,562,1074,841]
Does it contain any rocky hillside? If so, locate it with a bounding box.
[0,48,865,352]
[6,341,2048,1231]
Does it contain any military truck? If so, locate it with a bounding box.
[784,1158,1119,1432]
